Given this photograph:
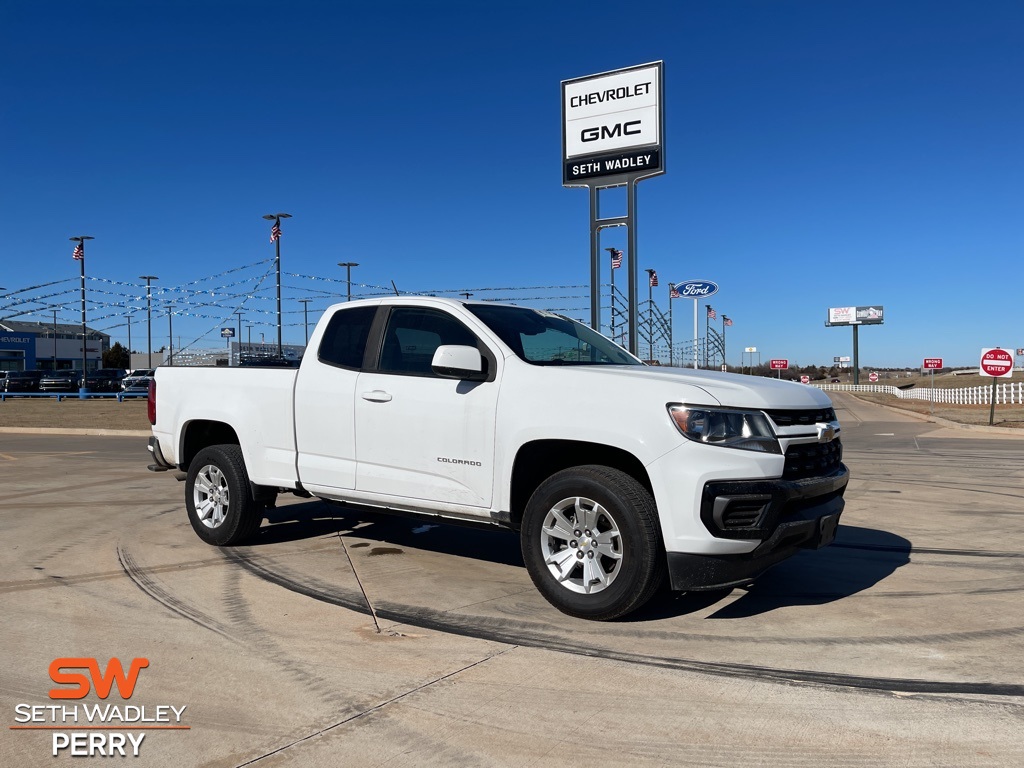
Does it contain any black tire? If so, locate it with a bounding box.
[520,465,664,620]
[184,444,263,546]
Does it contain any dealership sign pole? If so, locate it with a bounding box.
[563,62,665,356]
[670,280,718,368]
[980,347,1013,425]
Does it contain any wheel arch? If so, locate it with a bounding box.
[179,420,241,471]
[508,439,653,531]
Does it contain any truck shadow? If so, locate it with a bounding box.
[634,524,912,621]
[256,503,910,620]
[256,499,526,567]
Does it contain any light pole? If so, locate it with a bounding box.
[460,292,473,301]
[245,325,254,360]
[234,310,244,366]
[644,269,657,362]
[140,276,158,368]
[126,315,132,368]
[166,302,174,367]
[263,212,292,355]
[69,236,94,385]
[298,299,312,345]
[51,309,59,369]
[337,262,359,302]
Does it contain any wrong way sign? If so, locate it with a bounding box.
[980,348,1013,378]
[769,359,788,370]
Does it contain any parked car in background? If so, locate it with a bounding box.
[80,368,127,392]
[3,370,44,392]
[39,370,83,392]
[121,369,156,393]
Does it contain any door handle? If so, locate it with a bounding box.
[361,390,392,402]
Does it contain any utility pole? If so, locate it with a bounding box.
[126,315,132,368]
[298,299,312,345]
[234,310,244,366]
[338,262,359,301]
[51,309,58,368]
[140,275,158,368]
[166,303,174,367]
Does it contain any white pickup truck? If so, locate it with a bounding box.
[148,297,847,620]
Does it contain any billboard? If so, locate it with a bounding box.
[826,306,884,326]
[562,62,664,186]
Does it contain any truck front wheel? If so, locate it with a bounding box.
[185,444,263,546]
[521,465,664,620]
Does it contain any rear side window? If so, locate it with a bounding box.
[318,306,377,369]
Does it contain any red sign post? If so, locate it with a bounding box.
[980,348,1014,425]
[769,359,788,378]
[923,358,943,414]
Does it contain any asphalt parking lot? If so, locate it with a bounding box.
[2,392,1022,766]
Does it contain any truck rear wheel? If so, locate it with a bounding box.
[520,465,664,620]
[185,444,263,546]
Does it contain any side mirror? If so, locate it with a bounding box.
[431,345,486,380]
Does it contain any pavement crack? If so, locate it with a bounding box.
[234,645,517,767]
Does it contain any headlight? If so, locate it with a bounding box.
[667,404,781,454]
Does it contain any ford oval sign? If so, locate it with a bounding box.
[673,280,719,298]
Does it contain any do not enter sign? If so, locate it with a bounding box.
[869,372,879,382]
[980,348,1013,378]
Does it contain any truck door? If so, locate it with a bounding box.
[294,305,377,492]
[354,306,498,512]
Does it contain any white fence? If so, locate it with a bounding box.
[817,382,1024,406]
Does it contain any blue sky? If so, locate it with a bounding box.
[2,0,1021,367]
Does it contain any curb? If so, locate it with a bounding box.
[0,427,150,437]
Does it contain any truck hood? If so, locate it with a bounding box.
[543,365,834,410]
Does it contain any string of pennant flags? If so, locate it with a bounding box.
[1,255,730,362]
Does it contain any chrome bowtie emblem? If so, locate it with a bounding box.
[816,423,836,443]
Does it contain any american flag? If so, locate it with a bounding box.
[669,285,680,299]
[610,248,623,269]
[724,317,733,327]
[72,242,84,260]
[648,270,658,287]
[707,306,717,320]
[270,220,281,243]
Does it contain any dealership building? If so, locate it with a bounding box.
[0,320,110,372]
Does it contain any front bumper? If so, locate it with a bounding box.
[667,465,848,591]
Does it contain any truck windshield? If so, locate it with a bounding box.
[467,305,641,366]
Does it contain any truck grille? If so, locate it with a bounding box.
[764,407,836,428]
[784,439,843,479]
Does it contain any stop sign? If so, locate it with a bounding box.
[800,375,810,384]
[980,348,1013,378]
[869,372,879,382]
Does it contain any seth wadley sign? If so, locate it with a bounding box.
[562,63,663,184]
